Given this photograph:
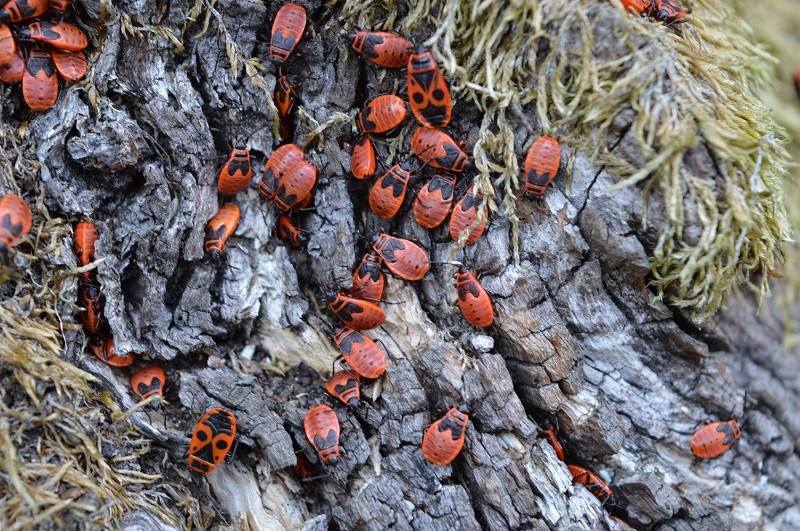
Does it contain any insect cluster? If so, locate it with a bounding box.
[0,0,88,111]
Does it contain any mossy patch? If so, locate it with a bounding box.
[343,0,792,320]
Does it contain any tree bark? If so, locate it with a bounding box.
[19,0,799,529]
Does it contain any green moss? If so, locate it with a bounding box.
[343,0,792,320]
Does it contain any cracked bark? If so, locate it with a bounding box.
[23,0,800,529]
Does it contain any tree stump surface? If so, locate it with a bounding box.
[8,0,798,529]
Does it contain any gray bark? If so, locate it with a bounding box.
[19,0,799,529]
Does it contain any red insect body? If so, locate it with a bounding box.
[0,0,49,23]
[259,144,304,200]
[270,3,306,64]
[350,251,384,301]
[413,173,456,229]
[410,127,469,173]
[19,21,88,51]
[407,45,452,128]
[275,75,297,139]
[368,161,412,219]
[539,420,566,462]
[22,47,58,111]
[325,371,360,407]
[273,158,317,212]
[649,0,687,23]
[523,136,561,196]
[372,233,430,281]
[204,204,240,259]
[349,30,412,69]
[73,219,97,282]
[358,94,407,135]
[332,326,386,379]
[218,140,252,196]
[0,194,32,251]
[0,49,24,83]
[0,23,14,64]
[51,49,86,82]
[690,420,741,459]
[328,291,386,330]
[568,465,613,503]
[188,408,237,474]
[350,136,376,180]
[78,282,107,337]
[304,404,340,463]
[619,0,650,14]
[89,337,135,367]
[276,214,307,247]
[422,407,468,466]
[449,184,487,245]
[131,366,166,406]
[455,266,493,328]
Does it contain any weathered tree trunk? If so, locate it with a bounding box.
[6,0,798,529]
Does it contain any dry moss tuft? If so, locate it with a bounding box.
[0,123,183,528]
[343,0,792,320]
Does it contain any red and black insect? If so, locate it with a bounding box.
[539,419,566,462]
[188,407,237,474]
[89,337,135,367]
[0,49,24,83]
[22,47,58,111]
[368,160,413,219]
[350,251,384,301]
[455,266,493,328]
[449,184,487,245]
[422,406,468,466]
[273,158,317,212]
[407,45,452,128]
[291,452,317,481]
[523,135,561,196]
[73,219,97,280]
[410,127,469,173]
[358,94,407,135]
[0,0,50,24]
[51,49,86,82]
[275,214,307,247]
[0,194,32,252]
[618,0,651,15]
[18,20,88,51]
[648,0,687,24]
[332,326,386,379]
[259,143,304,200]
[217,139,252,196]
[131,366,166,409]
[325,370,360,407]
[270,3,306,64]
[275,74,297,139]
[413,173,456,229]
[205,204,240,259]
[350,135,376,180]
[568,465,613,503]
[77,282,107,337]
[327,291,386,330]
[348,30,411,69]
[304,404,340,464]
[0,23,14,64]
[690,420,741,459]
[372,233,430,281]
